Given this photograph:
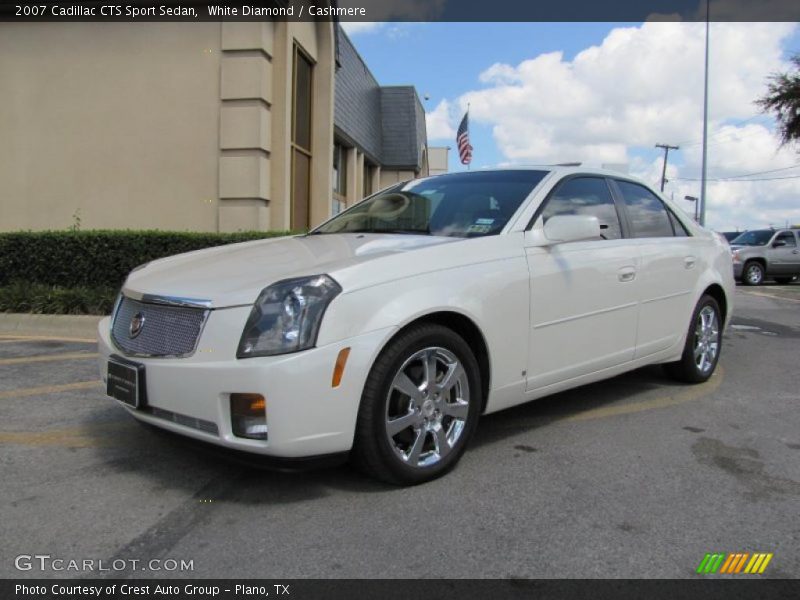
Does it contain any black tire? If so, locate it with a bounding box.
[773,277,794,285]
[664,295,722,384]
[352,323,482,485]
[741,261,764,286]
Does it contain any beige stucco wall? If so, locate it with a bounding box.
[428,146,450,176]
[0,23,222,232]
[379,169,417,189]
[0,18,336,233]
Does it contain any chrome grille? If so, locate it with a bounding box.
[112,296,208,357]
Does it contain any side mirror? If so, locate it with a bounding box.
[542,215,601,244]
[772,239,787,248]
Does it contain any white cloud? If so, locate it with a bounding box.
[452,22,798,230]
[426,99,456,141]
[339,22,384,36]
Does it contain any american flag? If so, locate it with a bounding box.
[456,111,473,165]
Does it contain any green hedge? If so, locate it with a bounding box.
[0,282,118,315]
[0,230,294,289]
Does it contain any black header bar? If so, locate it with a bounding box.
[4,579,800,600]
[1,0,799,22]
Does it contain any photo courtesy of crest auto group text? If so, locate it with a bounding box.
[1,1,799,598]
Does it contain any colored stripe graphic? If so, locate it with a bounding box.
[697,553,726,573]
[734,553,749,573]
[719,553,735,573]
[758,554,773,573]
[698,552,773,575]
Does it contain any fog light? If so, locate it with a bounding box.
[230,393,267,440]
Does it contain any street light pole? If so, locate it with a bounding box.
[685,195,699,222]
[699,0,710,226]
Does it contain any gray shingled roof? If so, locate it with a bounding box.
[334,28,427,170]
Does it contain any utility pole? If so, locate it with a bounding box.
[655,143,679,192]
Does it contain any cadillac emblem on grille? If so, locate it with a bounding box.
[129,312,146,338]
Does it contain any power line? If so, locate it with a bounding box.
[674,163,800,181]
[674,113,769,147]
[682,127,765,149]
[675,174,800,182]
[723,164,800,178]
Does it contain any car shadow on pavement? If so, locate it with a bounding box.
[472,364,687,449]
[75,406,391,502]
[76,364,691,501]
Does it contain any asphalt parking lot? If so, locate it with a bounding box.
[2,285,799,580]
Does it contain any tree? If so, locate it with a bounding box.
[756,53,800,147]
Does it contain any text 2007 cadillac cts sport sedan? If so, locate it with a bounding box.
[98,167,734,485]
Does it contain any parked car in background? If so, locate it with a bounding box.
[719,231,743,244]
[731,228,800,285]
[98,168,734,485]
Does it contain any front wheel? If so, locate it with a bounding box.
[664,295,722,383]
[352,323,482,485]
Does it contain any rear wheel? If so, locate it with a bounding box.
[665,295,722,383]
[352,323,482,485]
[742,261,764,286]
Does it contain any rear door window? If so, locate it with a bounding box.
[615,180,675,238]
[541,176,622,240]
[667,210,690,237]
[775,231,797,247]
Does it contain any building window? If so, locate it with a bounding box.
[333,142,347,194]
[332,142,347,215]
[291,44,313,230]
[363,162,374,198]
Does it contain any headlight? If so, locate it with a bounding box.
[732,250,741,263]
[237,274,342,358]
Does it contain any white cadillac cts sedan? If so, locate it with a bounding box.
[98,167,734,485]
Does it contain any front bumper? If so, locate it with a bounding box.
[732,261,744,279]
[98,306,395,458]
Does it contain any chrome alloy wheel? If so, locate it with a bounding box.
[745,263,763,285]
[384,347,470,468]
[694,305,720,373]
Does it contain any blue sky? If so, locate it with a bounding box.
[345,22,800,229]
[350,23,630,171]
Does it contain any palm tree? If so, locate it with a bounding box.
[757,53,800,147]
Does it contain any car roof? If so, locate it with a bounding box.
[426,166,654,188]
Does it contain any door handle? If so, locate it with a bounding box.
[792,249,799,254]
[684,256,696,269]
[618,267,636,282]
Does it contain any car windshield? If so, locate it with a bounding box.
[311,170,549,237]
[731,230,774,246]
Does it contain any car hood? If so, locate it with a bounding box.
[123,233,458,308]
